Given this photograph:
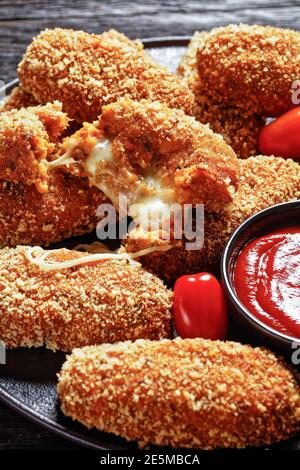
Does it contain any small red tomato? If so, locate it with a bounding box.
[173,272,228,340]
[259,107,300,160]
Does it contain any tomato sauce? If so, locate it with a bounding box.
[234,226,300,338]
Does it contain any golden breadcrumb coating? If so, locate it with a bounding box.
[178,32,209,86]
[59,98,239,214]
[0,86,82,137]
[196,24,300,116]
[193,104,264,159]
[18,28,195,123]
[140,156,300,281]
[177,31,264,158]
[33,102,69,142]
[0,85,39,112]
[0,169,105,247]
[0,102,69,193]
[58,338,300,449]
[0,247,172,351]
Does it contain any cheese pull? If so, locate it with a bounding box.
[52,98,239,249]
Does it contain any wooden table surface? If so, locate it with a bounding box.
[0,0,300,451]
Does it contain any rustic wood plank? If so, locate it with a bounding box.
[0,0,300,82]
[0,0,300,450]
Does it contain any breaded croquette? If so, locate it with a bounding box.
[0,170,106,247]
[57,98,239,217]
[177,31,265,158]
[0,85,39,112]
[196,24,300,116]
[18,28,195,123]
[0,102,69,192]
[0,247,172,351]
[177,31,209,86]
[193,103,264,159]
[57,338,300,449]
[140,155,300,281]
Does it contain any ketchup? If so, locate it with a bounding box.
[234,226,300,338]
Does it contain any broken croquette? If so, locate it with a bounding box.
[0,102,69,192]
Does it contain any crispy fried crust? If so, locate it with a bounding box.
[0,247,172,351]
[0,86,39,112]
[60,98,239,212]
[140,156,300,281]
[193,104,264,159]
[0,103,69,192]
[34,102,69,142]
[18,28,195,123]
[57,338,300,449]
[196,24,300,116]
[177,32,264,158]
[0,169,105,247]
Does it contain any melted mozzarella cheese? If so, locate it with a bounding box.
[24,245,172,271]
[84,138,113,177]
[49,134,178,247]
[83,138,177,225]
[47,137,78,169]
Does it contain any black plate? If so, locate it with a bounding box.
[0,38,299,451]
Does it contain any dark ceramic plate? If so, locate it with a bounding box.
[0,38,299,451]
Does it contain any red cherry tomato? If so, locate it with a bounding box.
[173,272,228,340]
[259,107,300,160]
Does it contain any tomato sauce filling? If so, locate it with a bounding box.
[234,226,300,338]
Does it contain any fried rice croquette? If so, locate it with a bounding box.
[0,169,106,247]
[0,102,69,193]
[196,24,300,116]
[57,338,300,449]
[57,98,239,215]
[18,28,195,123]
[0,247,172,351]
[140,155,300,281]
[0,85,39,112]
[177,31,265,158]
